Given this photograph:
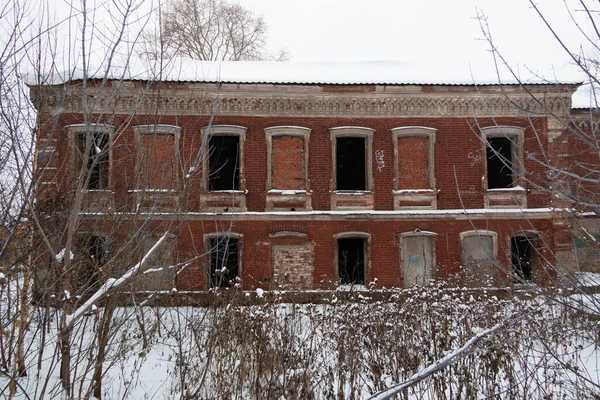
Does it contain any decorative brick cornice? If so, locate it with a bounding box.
[31,82,576,118]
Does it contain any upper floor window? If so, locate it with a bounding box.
[68,124,114,190]
[265,126,310,190]
[329,127,374,191]
[133,125,181,190]
[481,126,525,189]
[392,127,436,190]
[200,125,247,191]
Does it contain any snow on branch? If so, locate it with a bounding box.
[368,322,505,400]
[64,232,170,328]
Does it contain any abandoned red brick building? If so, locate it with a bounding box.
[30,61,589,293]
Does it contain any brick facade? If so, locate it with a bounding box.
[30,77,587,293]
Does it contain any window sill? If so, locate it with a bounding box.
[131,189,179,211]
[81,190,115,212]
[393,189,438,210]
[266,189,312,211]
[484,188,527,208]
[330,191,374,210]
[200,191,247,212]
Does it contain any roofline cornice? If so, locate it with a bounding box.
[29,81,577,118]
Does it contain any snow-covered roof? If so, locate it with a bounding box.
[26,59,581,87]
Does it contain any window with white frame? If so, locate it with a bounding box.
[481,126,525,190]
[133,125,181,190]
[265,126,310,190]
[68,124,114,190]
[392,127,436,190]
[200,125,247,191]
[329,127,374,191]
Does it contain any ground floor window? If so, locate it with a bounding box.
[73,235,106,295]
[402,234,434,287]
[210,237,239,288]
[511,236,535,282]
[337,238,365,285]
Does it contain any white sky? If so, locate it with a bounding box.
[242,0,587,82]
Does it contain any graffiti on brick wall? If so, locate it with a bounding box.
[375,150,385,172]
[468,151,482,166]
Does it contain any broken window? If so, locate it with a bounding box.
[402,234,434,287]
[338,238,365,285]
[487,137,514,189]
[511,235,534,282]
[209,135,240,191]
[73,235,106,295]
[336,137,366,190]
[210,237,239,288]
[77,131,110,190]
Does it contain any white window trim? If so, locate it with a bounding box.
[264,126,311,190]
[67,123,115,190]
[391,126,437,190]
[133,124,181,190]
[481,125,525,189]
[200,125,247,191]
[329,127,374,192]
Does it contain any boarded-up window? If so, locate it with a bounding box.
[139,134,176,189]
[210,237,239,288]
[402,235,434,287]
[135,235,175,291]
[76,131,109,190]
[272,244,314,289]
[272,135,305,189]
[462,234,495,287]
[398,136,430,189]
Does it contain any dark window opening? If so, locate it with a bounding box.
[78,132,109,189]
[487,137,514,189]
[336,137,366,190]
[210,237,239,288]
[511,236,534,282]
[209,135,240,190]
[338,238,365,285]
[74,235,106,295]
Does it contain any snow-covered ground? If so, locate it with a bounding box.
[1,280,599,399]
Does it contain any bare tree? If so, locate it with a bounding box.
[143,0,289,61]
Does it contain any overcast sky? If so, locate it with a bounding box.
[242,0,586,82]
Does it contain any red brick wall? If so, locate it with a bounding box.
[272,135,304,189]
[398,136,429,189]
[173,218,556,290]
[34,109,562,290]
[140,134,175,189]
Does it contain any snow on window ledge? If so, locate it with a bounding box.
[487,186,526,192]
